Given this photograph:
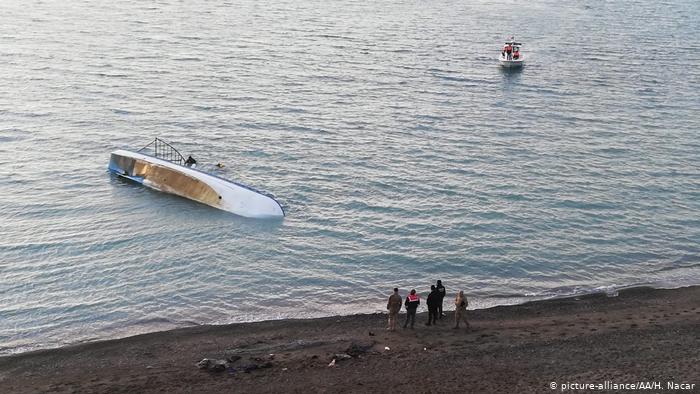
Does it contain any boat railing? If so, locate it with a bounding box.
[138,138,187,165]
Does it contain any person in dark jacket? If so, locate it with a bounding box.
[436,280,446,319]
[426,285,440,326]
[403,289,420,329]
[184,155,197,167]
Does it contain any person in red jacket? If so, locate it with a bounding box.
[403,289,420,329]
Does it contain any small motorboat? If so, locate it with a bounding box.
[108,138,285,219]
[499,37,524,68]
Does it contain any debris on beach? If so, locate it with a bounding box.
[334,353,352,361]
[345,342,374,357]
[197,356,267,374]
[328,359,336,367]
[196,359,212,369]
[384,346,391,351]
[195,358,228,372]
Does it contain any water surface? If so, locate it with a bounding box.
[1,0,699,354]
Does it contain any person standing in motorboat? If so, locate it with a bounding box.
[505,43,513,60]
[513,46,520,60]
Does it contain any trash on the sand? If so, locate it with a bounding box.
[282,368,288,371]
[328,359,336,367]
[146,365,153,369]
[268,353,275,359]
[211,361,227,372]
[346,342,374,357]
[196,359,212,369]
[334,353,352,360]
[368,331,375,336]
[196,358,229,372]
[423,347,427,351]
[384,346,391,351]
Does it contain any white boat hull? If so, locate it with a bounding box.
[109,150,284,219]
[499,57,524,68]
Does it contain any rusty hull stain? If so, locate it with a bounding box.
[116,154,221,208]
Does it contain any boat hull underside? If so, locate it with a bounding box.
[109,151,284,219]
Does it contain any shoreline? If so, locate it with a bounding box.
[1,285,698,393]
[4,281,697,358]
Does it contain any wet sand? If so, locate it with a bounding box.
[1,286,698,393]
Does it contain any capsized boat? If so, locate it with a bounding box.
[499,37,524,68]
[108,138,284,219]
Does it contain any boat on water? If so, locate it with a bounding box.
[499,37,524,68]
[108,138,285,219]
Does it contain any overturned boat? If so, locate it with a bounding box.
[108,138,284,219]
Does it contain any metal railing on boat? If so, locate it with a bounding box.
[138,138,187,165]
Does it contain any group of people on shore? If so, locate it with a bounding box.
[386,280,470,331]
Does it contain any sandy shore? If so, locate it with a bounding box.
[1,286,698,393]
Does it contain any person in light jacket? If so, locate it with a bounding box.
[386,288,402,331]
[453,290,470,330]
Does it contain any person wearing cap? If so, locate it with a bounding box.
[436,280,446,318]
[386,288,402,331]
[403,289,420,329]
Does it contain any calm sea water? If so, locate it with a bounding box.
[1,0,699,354]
